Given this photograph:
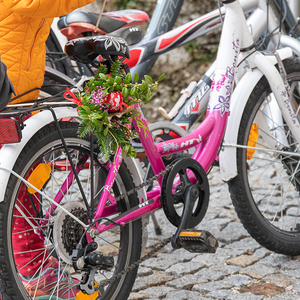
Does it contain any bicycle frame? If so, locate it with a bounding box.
[170,0,300,131]
[89,0,300,235]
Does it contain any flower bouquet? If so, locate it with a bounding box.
[73,60,164,159]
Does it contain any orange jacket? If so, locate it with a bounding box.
[0,0,94,103]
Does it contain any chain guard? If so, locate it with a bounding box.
[161,158,209,228]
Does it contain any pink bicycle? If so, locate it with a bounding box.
[1,0,300,299]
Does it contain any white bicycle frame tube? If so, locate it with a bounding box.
[219,0,300,181]
[287,0,300,20]
[220,47,293,181]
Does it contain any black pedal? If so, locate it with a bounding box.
[177,230,218,253]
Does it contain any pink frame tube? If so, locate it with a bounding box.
[93,106,229,234]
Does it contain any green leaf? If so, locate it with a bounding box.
[97,122,103,133]
[142,80,148,90]
[134,73,139,83]
[104,126,109,136]
[99,73,107,80]
[82,106,91,114]
[122,87,129,98]
[126,73,132,83]
[115,77,122,84]
[93,113,103,119]
[144,75,153,84]
[145,90,152,104]
[130,87,136,96]
[158,73,165,82]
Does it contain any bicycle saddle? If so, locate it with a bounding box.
[58,10,149,40]
[64,36,130,64]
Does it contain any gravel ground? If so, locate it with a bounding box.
[129,166,300,300]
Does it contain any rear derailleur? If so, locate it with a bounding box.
[72,241,114,295]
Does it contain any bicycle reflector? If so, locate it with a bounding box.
[247,123,259,160]
[0,119,22,144]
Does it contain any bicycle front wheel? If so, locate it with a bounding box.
[229,57,300,255]
[0,121,142,300]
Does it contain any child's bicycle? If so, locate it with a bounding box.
[1,0,300,299]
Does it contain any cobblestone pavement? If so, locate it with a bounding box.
[129,167,300,300]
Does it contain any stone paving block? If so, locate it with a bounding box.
[128,292,149,300]
[219,222,249,243]
[221,274,253,287]
[202,217,234,231]
[138,267,153,277]
[191,251,231,267]
[244,263,279,277]
[225,255,260,268]
[217,247,246,258]
[192,281,230,293]
[133,272,174,293]
[224,238,261,252]
[282,268,300,279]
[157,248,197,262]
[201,212,219,222]
[165,274,208,289]
[210,264,242,275]
[268,295,298,300]
[164,289,201,299]
[194,268,226,281]
[206,289,232,299]
[218,207,238,220]
[253,248,270,259]
[258,253,290,268]
[132,277,148,292]
[165,260,206,277]
[226,292,264,300]
[139,286,174,299]
[281,260,300,270]
[141,257,177,271]
[263,273,295,288]
[239,268,264,279]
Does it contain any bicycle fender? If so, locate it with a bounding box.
[219,47,293,182]
[0,107,146,204]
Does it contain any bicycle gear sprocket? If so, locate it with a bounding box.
[161,158,209,228]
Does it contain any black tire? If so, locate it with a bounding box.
[228,57,300,255]
[0,122,142,300]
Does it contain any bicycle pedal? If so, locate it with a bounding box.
[177,230,218,253]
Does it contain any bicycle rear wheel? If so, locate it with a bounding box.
[229,57,300,255]
[0,122,142,300]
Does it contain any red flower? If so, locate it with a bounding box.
[103,91,129,112]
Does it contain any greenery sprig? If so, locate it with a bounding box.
[76,60,164,159]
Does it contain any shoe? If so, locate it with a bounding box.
[20,256,80,299]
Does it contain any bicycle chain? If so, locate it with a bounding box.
[95,237,171,297]
[114,164,173,202]
[94,164,174,298]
